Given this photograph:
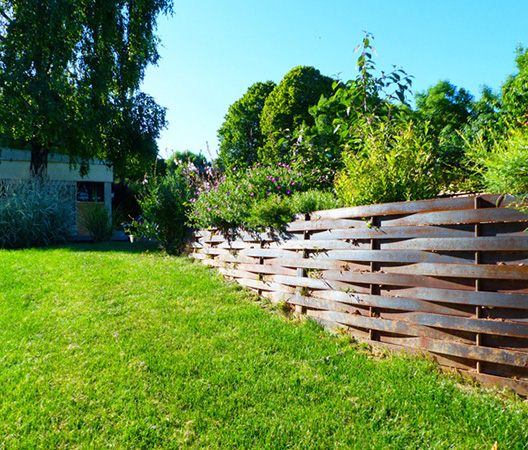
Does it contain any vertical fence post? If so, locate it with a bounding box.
[369,216,380,342]
[295,214,311,314]
[257,237,265,297]
[474,196,483,374]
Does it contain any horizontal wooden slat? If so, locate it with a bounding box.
[286,292,473,317]
[321,270,475,291]
[311,194,519,220]
[294,296,528,338]
[274,239,371,250]
[385,262,528,280]
[404,312,528,338]
[388,287,528,309]
[311,196,476,220]
[382,236,528,251]
[236,263,297,277]
[383,208,528,228]
[315,310,528,366]
[310,225,476,240]
[287,219,368,232]
[239,248,298,258]
[313,249,470,264]
[306,309,477,344]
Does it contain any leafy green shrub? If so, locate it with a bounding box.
[133,169,190,254]
[289,189,343,214]
[465,129,528,195]
[335,119,445,206]
[80,202,114,243]
[0,179,75,249]
[247,195,293,231]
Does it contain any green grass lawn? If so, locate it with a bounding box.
[1,243,527,449]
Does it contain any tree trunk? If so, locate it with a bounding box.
[30,143,49,178]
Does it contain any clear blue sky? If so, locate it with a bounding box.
[141,0,528,160]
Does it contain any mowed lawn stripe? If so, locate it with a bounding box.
[0,242,527,449]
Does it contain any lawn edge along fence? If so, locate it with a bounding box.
[189,194,528,395]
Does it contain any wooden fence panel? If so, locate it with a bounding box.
[189,195,528,395]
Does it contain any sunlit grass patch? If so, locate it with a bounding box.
[0,242,527,449]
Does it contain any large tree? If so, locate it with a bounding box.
[415,80,474,136]
[0,0,172,177]
[259,66,334,162]
[217,81,276,169]
[501,45,528,127]
[415,80,475,167]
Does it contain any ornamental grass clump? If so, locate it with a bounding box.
[80,201,114,243]
[0,178,76,249]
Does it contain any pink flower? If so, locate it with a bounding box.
[250,193,254,196]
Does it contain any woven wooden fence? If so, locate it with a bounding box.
[189,194,528,395]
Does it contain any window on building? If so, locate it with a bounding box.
[77,182,104,202]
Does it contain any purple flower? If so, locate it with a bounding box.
[287,190,291,194]
[276,186,280,189]
[250,193,254,196]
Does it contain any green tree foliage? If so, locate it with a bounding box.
[259,66,334,162]
[415,80,475,169]
[165,150,208,173]
[0,0,172,177]
[415,80,475,135]
[501,45,528,127]
[217,81,276,169]
[304,33,413,158]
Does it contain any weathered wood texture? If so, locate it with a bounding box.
[189,194,528,395]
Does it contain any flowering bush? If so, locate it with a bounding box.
[188,162,332,231]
